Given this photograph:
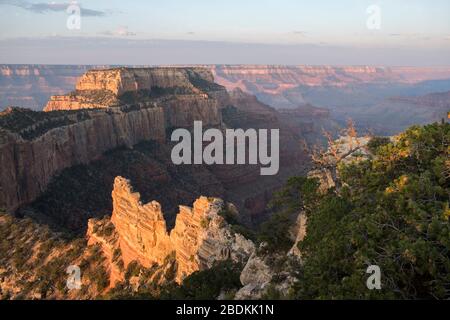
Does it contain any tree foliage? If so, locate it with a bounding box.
[160,261,242,300]
[293,123,450,299]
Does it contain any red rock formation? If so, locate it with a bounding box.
[75,68,212,95]
[43,67,220,112]
[110,177,172,267]
[88,177,255,283]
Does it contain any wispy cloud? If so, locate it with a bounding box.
[100,26,136,37]
[1,36,449,66]
[0,0,106,17]
[389,33,432,41]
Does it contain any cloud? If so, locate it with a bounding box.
[389,33,431,40]
[1,36,449,66]
[100,26,136,37]
[0,0,106,17]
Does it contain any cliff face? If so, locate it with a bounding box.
[0,106,166,213]
[211,65,450,93]
[110,176,172,268]
[44,67,222,112]
[88,177,254,284]
[0,67,224,214]
[75,68,214,96]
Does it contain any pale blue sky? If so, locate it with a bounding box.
[0,0,449,64]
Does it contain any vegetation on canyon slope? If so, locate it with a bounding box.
[288,122,450,299]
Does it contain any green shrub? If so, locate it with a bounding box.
[367,136,391,154]
[293,123,450,299]
[161,261,242,300]
[125,260,142,280]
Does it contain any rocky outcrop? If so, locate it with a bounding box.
[44,93,119,111]
[288,213,307,258]
[307,135,373,194]
[234,251,273,300]
[234,243,301,300]
[110,176,173,268]
[89,177,255,284]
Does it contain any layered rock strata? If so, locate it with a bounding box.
[0,67,224,213]
[0,106,165,213]
[44,67,222,112]
[88,176,255,284]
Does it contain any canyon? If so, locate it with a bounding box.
[0,65,93,110]
[210,65,450,134]
[1,65,448,300]
[2,64,450,137]
[0,68,224,215]
[0,67,312,231]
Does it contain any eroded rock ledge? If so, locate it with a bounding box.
[87,176,255,284]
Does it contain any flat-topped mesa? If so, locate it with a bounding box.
[76,67,215,95]
[94,176,254,284]
[44,67,223,111]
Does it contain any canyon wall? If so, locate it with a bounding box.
[0,106,165,213]
[211,65,450,92]
[0,67,224,213]
[75,67,214,96]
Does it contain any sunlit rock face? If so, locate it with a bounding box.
[89,176,255,284]
[44,67,222,112]
[75,68,214,96]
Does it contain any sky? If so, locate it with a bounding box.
[0,0,449,65]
